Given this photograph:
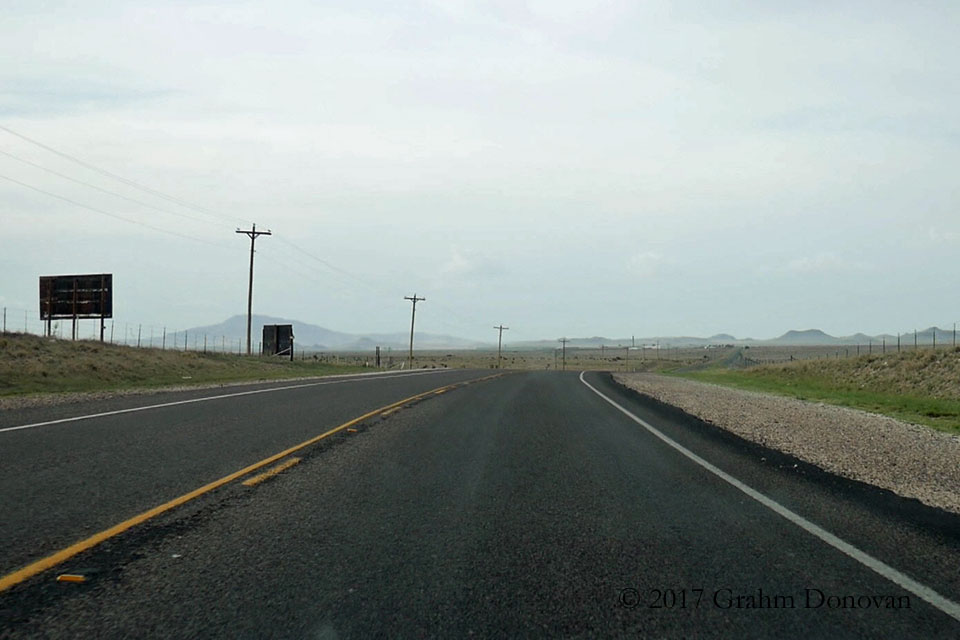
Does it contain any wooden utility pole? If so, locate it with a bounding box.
[236,223,271,355]
[559,337,568,371]
[494,325,509,368]
[404,294,425,368]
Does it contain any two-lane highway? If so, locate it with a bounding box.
[0,369,491,579]
[2,370,959,638]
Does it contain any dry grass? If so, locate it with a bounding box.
[681,348,960,434]
[736,348,960,400]
[386,346,732,372]
[0,333,368,396]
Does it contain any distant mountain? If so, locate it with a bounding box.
[185,318,960,351]
[510,328,910,349]
[769,329,836,345]
[186,315,490,351]
[894,326,956,346]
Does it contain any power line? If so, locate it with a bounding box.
[274,236,495,338]
[0,172,236,250]
[0,148,224,229]
[256,247,365,300]
[1,167,487,341]
[0,123,248,227]
[273,236,492,334]
[0,126,510,343]
[273,235,393,296]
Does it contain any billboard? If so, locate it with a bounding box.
[39,274,113,320]
[262,324,294,359]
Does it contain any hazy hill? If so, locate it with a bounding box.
[769,329,835,345]
[185,318,960,351]
[186,315,490,351]
[510,327,947,349]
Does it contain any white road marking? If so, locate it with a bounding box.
[0,369,456,435]
[579,371,960,623]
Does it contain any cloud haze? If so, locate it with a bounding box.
[2,1,958,341]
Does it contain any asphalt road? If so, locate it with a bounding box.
[2,370,959,638]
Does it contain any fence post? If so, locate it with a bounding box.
[137,324,142,348]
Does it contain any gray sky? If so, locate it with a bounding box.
[2,0,959,343]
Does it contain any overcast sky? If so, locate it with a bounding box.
[2,0,959,343]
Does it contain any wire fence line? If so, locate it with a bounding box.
[1,305,263,356]
[0,305,402,369]
[4,304,960,368]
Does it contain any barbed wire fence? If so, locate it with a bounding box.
[4,303,960,372]
[0,305,250,354]
[0,305,400,369]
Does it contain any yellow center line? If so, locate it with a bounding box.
[0,373,503,593]
[241,457,301,487]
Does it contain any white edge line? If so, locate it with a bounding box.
[578,371,960,623]
[0,369,454,435]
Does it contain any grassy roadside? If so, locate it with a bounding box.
[674,350,960,435]
[0,333,370,397]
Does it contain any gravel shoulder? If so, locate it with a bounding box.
[613,372,960,515]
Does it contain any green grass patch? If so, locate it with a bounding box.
[0,333,370,397]
[677,367,960,435]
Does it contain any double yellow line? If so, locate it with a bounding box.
[0,373,502,593]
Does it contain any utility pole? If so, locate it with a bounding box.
[559,337,568,371]
[404,294,425,368]
[494,325,509,369]
[236,223,271,355]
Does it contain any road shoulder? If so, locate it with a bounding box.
[613,372,960,515]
